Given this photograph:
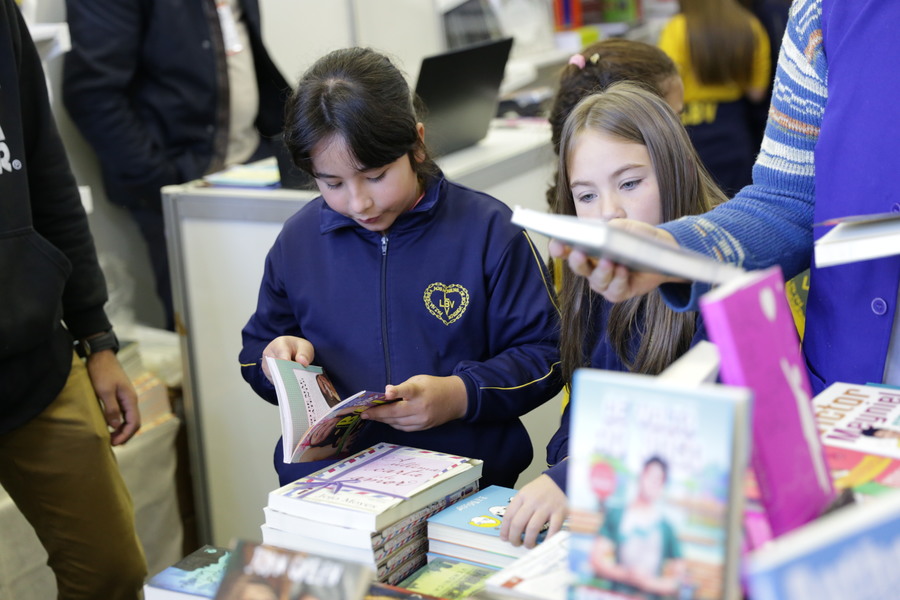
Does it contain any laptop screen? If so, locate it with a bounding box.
[414,37,514,158]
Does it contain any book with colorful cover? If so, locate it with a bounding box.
[426,485,539,567]
[144,545,231,600]
[483,530,571,600]
[267,443,483,531]
[263,480,480,550]
[213,541,374,600]
[399,556,498,600]
[813,382,900,499]
[699,266,836,539]
[745,488,900,600]
[363,581,444,600]
[265,357,397,463]
[567,368,750,600]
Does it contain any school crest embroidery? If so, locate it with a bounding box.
[424,282,469,325]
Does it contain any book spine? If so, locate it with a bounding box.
[374,529,426,564]
[378,536,428,573]
[382,554,428,585]
[374,481,479,547]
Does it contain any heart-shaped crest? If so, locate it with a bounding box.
[424,282,470,325]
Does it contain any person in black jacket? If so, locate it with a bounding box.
[0,1,147,597]
[62,0,291,330]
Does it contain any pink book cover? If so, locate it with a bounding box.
[700,266,835,539]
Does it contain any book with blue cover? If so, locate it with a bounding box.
[746,489,900,600]
[143,545,231,599]
[427,485,541,566]
[567,368,750,600]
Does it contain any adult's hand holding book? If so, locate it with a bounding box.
[512,206,743,303]
[548,224,682,303]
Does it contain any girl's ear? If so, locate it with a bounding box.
[414,122,427,163]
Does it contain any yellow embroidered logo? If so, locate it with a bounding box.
[424,282,470,325]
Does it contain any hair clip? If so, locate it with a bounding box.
[589,53,600,65]
[568,54,586,69]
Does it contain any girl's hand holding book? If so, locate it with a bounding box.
[261,336,315,381]
[361,374,467,432]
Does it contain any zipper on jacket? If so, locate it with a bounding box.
[381,233,392,384]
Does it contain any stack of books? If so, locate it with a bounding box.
[260,443,483,584]
[426,485,535,569]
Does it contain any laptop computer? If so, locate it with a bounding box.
[414,37,514,158]
[273,132,317,190]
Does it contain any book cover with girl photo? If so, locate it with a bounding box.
[566,368,750,600]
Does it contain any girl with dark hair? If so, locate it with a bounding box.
[658,0,771,196]
[239,47,561,488]
[502,82,720,548]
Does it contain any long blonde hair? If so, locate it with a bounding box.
[681,0,758,86]
[554,82,726,385]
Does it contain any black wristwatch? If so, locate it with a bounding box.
[76,330,120,357]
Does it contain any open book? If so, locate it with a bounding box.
[511,206,745,285]
[266,357,395,463]
[814,211,900,267]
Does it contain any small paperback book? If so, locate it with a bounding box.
[265,357,395,463]
[213,540,374,600]
[144,545,231,600]
[567,368,750,600]
[399,556,498,600]
[511,206,745,285]
[427,485,539,568]
[745,488,900,600]
[813,382,900,498]
[699,265,836,539]
[267,443,483,531]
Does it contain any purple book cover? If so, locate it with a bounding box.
[700,266,835,538]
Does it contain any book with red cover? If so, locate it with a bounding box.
[699,266,835,539]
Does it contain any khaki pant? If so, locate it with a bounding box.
[0,353,147,599]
